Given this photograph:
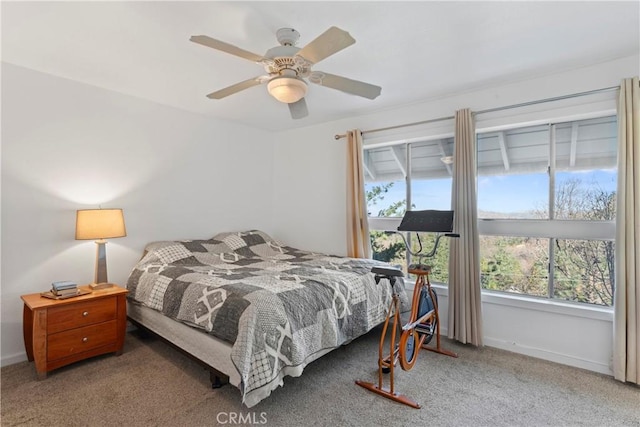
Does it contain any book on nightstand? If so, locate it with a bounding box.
[51,281,77,292]
[40,289,91,300]
[41,281,89,299]
[52,281,78,296]
[54,288,79,296]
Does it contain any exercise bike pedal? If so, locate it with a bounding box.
[381,351,398,374]
[415,322,434,335]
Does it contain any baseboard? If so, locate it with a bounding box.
[3,327,611,377]
[441,323,612,375]
[483,336,613,376]
[1,352,28,368]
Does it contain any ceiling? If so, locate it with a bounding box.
[2,1,638,132]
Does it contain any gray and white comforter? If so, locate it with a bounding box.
[126,230,406,407]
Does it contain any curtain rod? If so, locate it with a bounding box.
[334,85,619,140]
[333,115,454,140]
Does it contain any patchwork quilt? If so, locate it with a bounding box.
[126,230,406,407]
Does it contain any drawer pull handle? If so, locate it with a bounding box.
[82,337,88,343]
[82,311,89,317]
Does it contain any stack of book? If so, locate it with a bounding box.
[51,281,78,297]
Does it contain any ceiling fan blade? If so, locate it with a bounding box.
[296,26,355,64]
[288,98,308,119]
[206,77,265,99]
[309,72,381,100]
[190,35,263,63]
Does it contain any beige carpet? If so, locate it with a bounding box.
[1,327,639,426]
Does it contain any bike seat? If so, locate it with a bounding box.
[371,266,404,277]
[408,264,432,274]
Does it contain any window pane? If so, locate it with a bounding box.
[364,145,407,217]
[365,180,407,217]
[369,231,451,282]
[480,236,549,297]
[478,173,550,219]
[410,138,453,210]
[370,231,406,268]
[554,117,617,221]
[554,172,617,220]
[553,239,615,306]
[411,178,452,211]
[408,233,451,283]
[478,125,550,218]
[554,117,617,172]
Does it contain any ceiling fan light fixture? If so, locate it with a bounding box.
[267,76,307,103]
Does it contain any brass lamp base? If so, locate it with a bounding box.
[90,282,114,291]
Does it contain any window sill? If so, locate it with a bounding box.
[481,290,613,321]
[404,280,613,322]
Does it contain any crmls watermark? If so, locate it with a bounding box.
[216,411,268,425]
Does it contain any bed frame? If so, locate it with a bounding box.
[127,302,239,389]
[127,301,360,400]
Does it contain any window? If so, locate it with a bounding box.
[364,116,617,305]
[479,235,549,297]
[365,137,454,279]
[364,145,407,218]
[553,239,615,305]
[478,116,617,306]
[410,139,453,211]
[477,125,550,218]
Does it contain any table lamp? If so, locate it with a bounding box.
[75,208,126,290]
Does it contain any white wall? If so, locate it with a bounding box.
[1,63,276,365]
[272,55,639,375]
[3,55,637,372]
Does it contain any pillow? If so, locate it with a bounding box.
[210,230,283,258]
[141,241,195,264]
[138,231,283,266]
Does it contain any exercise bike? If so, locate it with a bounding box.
[356,210,459,409]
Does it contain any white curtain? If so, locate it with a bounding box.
[346,129,371,258]
[448,108,483,346]
[613,76,640,384]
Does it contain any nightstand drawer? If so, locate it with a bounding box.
[47,320,118,361]
[48,297,117,333]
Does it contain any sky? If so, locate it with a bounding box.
[366,169,617,218]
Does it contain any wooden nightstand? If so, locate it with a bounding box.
[21,285,128,379]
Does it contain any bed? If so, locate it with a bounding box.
[125,230,406,407]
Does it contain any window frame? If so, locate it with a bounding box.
[365,135,455,272]
[366,113,617,308]
[476,115,617,305]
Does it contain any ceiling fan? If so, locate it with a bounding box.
[190,27,382,119]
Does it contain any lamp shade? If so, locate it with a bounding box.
[267,77,307,103]
[75,209,126,240]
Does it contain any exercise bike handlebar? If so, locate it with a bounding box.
[385,230,459,260]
